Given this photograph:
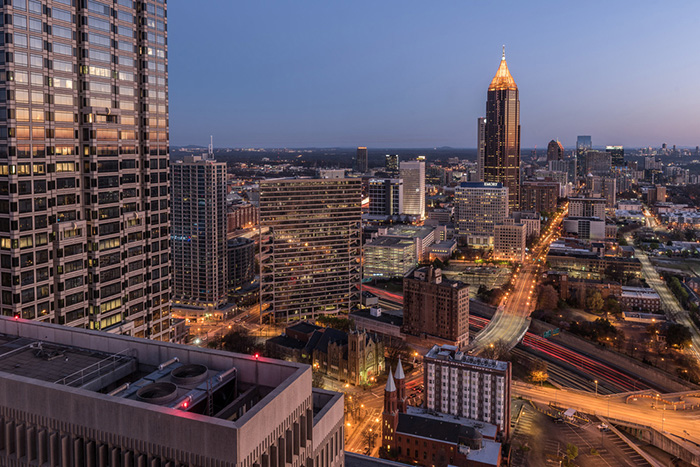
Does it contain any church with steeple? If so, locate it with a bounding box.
[381,359,503,467]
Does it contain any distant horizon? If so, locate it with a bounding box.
[174,144,700,151]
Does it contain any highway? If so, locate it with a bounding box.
[627,212,700,362]
[513,382,700,448]
[470,206,567,353]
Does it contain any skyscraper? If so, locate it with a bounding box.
[477,117,486,182]
[368,178,403,216]
[260,178,362,322]
[484,48,521,210]
[0,0,171,340]
[171,156,228,308]
[399,160,425,218]
[547,139,564,161]
[355,146,368,173]
[606,145,625,167]
[576,136,592,175]
[385,154,399,175]
[455,182,509,247]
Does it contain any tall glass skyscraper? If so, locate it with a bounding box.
[484,49,520,210]
[0,0,172,340]
[576,135,592,175]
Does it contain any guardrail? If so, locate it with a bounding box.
[55,348,134,387]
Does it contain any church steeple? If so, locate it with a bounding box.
[382,367,399,450]
[395,358,407,413]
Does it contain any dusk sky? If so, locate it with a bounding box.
[168,1,700,149]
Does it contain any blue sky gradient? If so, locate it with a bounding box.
[168,1,700,148]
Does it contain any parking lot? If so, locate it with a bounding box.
[509,401,654,466]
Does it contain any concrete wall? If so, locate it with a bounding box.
[313,389,345,467]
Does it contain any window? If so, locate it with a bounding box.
[14,14,27,30]
[14,34,28,48]
[88,16,110,32]
[88,33,110,47]
[65,276,83,290]
[54,60,72,73]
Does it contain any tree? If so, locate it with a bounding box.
[482,340,511,361]
[528,359,548,386]
[666,323,693,349]
[585,291,604,313]
[363,428,378,453]
[537,285,559,311]
[208,328,259,354]
[604,297,621,316]
[312,370,325,389]
[565,443,579,466]
[385,340,410,370]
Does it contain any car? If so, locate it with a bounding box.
[553,417,564,424]
[597,423,610,432]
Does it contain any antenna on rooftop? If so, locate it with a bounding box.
[208,135,213,160]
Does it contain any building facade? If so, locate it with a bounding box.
[227,203,258,233]
[455,182,508,247]
[356,146,368,173]
[402,267,469,349]
[227,237,255,298]
[484,50,520,210]
[0,0,172,340]
[606,145,624,167]
[424,344,511,437]
[520,181,559,214]
[477,117,486,182]
[576,136,592,175]
[363,236,416,279]
[171,156,228,308]
[547,140,564,161]
[0,316,345,467]
[385,154,399,175]
[368,178,403,216]
[260,178,362,322]
[568,197,607,219]
[493,223,526,263]
[399,160,425,218]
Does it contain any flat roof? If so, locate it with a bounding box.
[366,236,415,248]
[425,345,509,371]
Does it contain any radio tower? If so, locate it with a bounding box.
[208,135,214,160]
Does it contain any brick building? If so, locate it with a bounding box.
[520,181,559,213]
[402,267,469,349]
[382,361,501,467]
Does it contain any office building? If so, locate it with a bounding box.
[382,362,502,467]
[355,147,368,173]
[520,180,559,214]
[227,237,255,298]
[368,178,403,216]
[424,344,512,437]
[493,223,527,262]
[0,0,171,339]
[399,160,425,218]
[455,182,508,247]
[477,117,487,182]
[402,267,469,349]
[260,178,362,322]
[576,136,592,175]
[0,317,344,467]
[606,145,624,167]
[172,157,228,308]
[547,140,564,161]
[484,49,521,210]
[568,197,606,219]
[562,217,606,242]
[385,154,399,175]
[602,177,617,208]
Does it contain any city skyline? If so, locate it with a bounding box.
[168,2,700,148]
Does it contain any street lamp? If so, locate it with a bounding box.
[594,380,598,397]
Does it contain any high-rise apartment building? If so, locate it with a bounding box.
[576,135,592,175]
[583,150,612,175]
[477,117,486,182]
[547,139,564,161]
[385,154,399,175]
[606,145,625,167]
[355,146,368,173]
[520,180,560,214]
[484,49,520,210]
[0,0,171,340]
[455,182,508,247]
[0,317,345,467]
[171,156,227,308]
[260,178,362,322]
[399,160,425,218]
[368,178,403,216]
[402,267,469,349]
[424,344,512,436]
